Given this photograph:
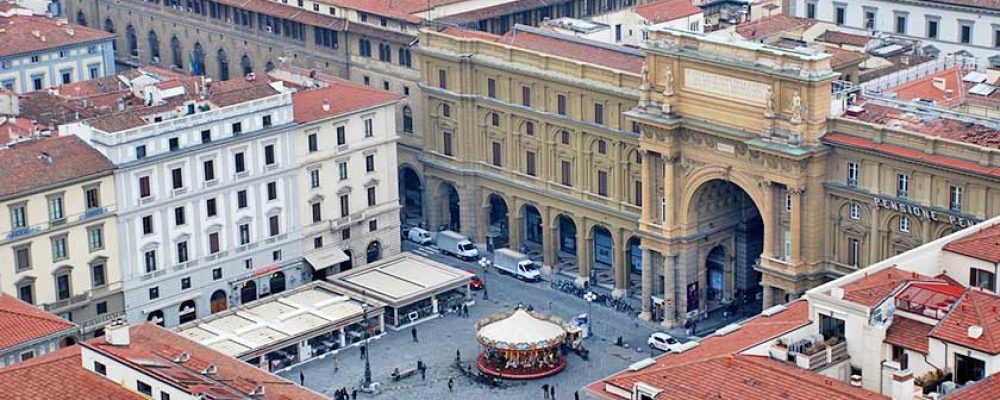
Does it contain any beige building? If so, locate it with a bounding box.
[0,135,122,336]
[414,25,1000,329]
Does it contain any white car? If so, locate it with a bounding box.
[647,332,682,352]
[407,227,433,245]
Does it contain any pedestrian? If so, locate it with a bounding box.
[448,377,454,392]
[456,349,461,363]
[420,366,426,381]
[575,390,580,400]
[542,383,550,399]
[351,388,358,400]
[462,304,469,317]
[484,288,489,300]
[550,384,556,399]
[360,343,366,360]
[411,326,419,342]
[333,356,340,373]
[299,371,305,386]
[684,319,692,336]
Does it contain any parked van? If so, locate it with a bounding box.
[436,230,480,261]
[407,227,433,245]
[493,248,541,281]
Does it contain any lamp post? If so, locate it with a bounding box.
[583,291,597,338]
[360,290,377,393]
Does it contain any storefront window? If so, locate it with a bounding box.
[394,298,434,326]
[437,289,467,313]
[265,344,299,371]
[307,331,341,357]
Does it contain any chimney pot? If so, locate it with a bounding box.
[105,320,131,347]
[321,99,330,112]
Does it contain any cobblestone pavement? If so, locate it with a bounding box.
[280,242,663,399]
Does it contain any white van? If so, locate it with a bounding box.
[493,248,541,282]
[407,227,433,245]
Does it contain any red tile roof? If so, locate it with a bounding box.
[495,26,644,73]
[0,14,114,58]
[944,224,1000,263]
[947,368,1000,399]
[292,77,401,123]
[822,133,1000,177]
[437,0,573,24]
[0,135,115,198]
[0,116,40,144]
[634,0,703,24]
[0,294,75,350]
[320,0,464,23]
[818,30,871,47]
[594,300,811,397]
[889,68,966,108]
[824,45,869,68]
[884,316,932,354]
[840,268,939,308]
[930,290,1000,354]
[0,346,144,400]
[735,14,817,42]
[440,26,502,41]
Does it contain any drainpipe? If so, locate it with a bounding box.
[343,20,351,79]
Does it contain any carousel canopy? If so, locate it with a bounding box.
[477,309,567,350]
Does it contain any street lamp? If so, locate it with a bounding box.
[583,291,597,338]
[359,290,378,393]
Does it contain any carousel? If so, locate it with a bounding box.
[475,307,570,380]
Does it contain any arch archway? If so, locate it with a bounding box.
[399,166,423,226]
[147,310,164,327]
[590,224,613,285]
[192,42,206,76]
[340,249,353,272]
[556,214,577,254]
[265,60,275,72]
[170,36,182,69]
[217,48,230,81]
[103,19,116,51]
[627,236,641,291]
[269,271,286,295]
[439,182,460,231]
[366,241,382,264]
[178,300,197,324]
[240,280,258,304]
[487,193,509,249]
[76,10,86,26]
[125,25,138,57]
[210,290,227,314]
[61,336,77,347]
[523,204,542,246]
[241,54,253,76]
[148,30,160,62]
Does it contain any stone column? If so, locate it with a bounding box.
[640,150,654,223]
[477,203,490,245]
[541,207,555,271]
[509,211,524,253]
[426,179,443,231]
[639,247,654,321]
[575,218,590,288]
[760,181,775,258]
[611,229,627,299]
[458,185,477,238]
[662,154,678,228]
[789,186,804,263]
[761,284,774,308]
[661,252,677,328]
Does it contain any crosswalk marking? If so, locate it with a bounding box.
[410,246,439,257]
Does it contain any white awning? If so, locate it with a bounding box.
[304,247,349,271]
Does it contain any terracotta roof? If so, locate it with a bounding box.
[213,0,347,29]
[0,294,75,350]
[595,300,811,396]
[437,0,574,24]
[0,14,113,58]
[634,0,703,24]
[734,14,817,42]
[292,77,401,123]
[833,103,1000,150]
[0,346,144,400]
[823,45,868,68]
[947,369,1000,399]
[930,290,1000,354]
[839,268,939,308]
[207,81,281,108]
[0,116,39,144]
[884,316,932,354]
[318,0,465,24]
[889,68,966,108]
[927,0,1000,10]
[0,135,114,198]
[818,30,871,47]
[944,224,1000,263]
[440,26,502,41]
[82,323,327,400]
[495,25,644,73]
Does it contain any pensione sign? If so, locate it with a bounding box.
[872,197,979,228]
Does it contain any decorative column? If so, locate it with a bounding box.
[639,246,654,321]
[509,205,523,253]
[762,285,774,308]
[662,154,678,228]
[640,149,655,224]
[477,200,490,245]
[575,217,590,288]
[611,229,627,299]
[760,181,775,258]
[661,252,677,328]
[541,207,555,271]
[789,186,805,264]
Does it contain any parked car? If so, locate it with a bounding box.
[648,332,682,352]
[407,227,433,245]
[469,275,484,290]
[436,230,480,261]
[493,248,541,282]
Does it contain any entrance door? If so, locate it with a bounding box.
[210,290,228,314]
[269,271,286,295]
[240,280,258,304]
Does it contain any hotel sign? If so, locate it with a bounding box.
[683,69,769,105]
[872,197,979,228]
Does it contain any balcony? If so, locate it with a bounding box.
[44,281,122,313]
[80,207,107,221]
[769,335,849,371]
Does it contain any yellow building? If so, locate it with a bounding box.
[0,135,122,336]
[414,25,1000,328]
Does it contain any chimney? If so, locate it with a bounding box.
[891,370,914,400]
[105,320,131,347]
[932,77,947,91]
[321,99,330,112]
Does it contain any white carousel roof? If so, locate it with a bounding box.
[478,309,566,346]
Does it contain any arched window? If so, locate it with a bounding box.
[402,106,413,133]
[125,25,138,57]
[378,43,391,62]
[398,48,412,67]
[366,241,382,263]
[241,54,253,76]
[103,19,116,51]
[170,36,182,69]
[75,10,87,26]
[210,290,227,314]
[217,48,229,81]
[148,30,160,62]
[265,61,275,72]
[192,42,205,76]
[269,271,286,295]
[359,38,371,57]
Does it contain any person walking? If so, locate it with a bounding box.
[484,287,489,300]
[299,371,305,386]
[420,365,426,381]
[448,377,454,392]
[542,384,550,399]
[575,390,580,400]
[351,388,358,400]
[411,326,419,343]
[333,356,340,373]
[456,349,461,363]
[550,384,556,399]
[462,304,469,318]
[360,343,366,360]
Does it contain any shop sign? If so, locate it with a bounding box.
[872,197,978,228]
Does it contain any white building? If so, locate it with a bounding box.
[789,0,1000,64]
[590,0,705,46]
[64,73,304,328]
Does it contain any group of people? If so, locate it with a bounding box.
[332,387,356,400]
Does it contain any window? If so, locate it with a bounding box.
[10,204,26,229]
[492,142,502,167]
[849,203,860,220]
[91,262,106,287]
[231,122,242,135]
[177,241,189,263]
[312,201,323,222]
[366,154,375,172]
[899,216,911,232]
[339,194,350,217]
[835,6,846,25]
[17,281,33,304]
[487,78,496,98]
[927,19,939,39]
[174,207,186,226]
[51,235,68,261]
[94,361,107,376]
[32,75,43,91]
[206,198,218,217]
[168,137,180,151]
[561,131,571,145]
[363,76,370,86]
[308,133,318,152]
[367,186,377,206]
[201,129,212,143]
[806,2,816,18]
[48,196,64,222]
[238,224,250,245]
[336,126,346,145]
[262,115,272,128]
[785,193,793,213]
[142,215,154,235]
[561,161,572,186]
[56,273,71,300]
[181,277,191,290]
[14,245,31,271]
[264,144,275,165]
[634,181,642,206]
[847,162,859,187]
[403,107,413,133]
[269,215,280,236]
[863,10,875,30]
[443,132,453,156]
[847,238,860,266]
[819,313,845,340]
[144,250,157,273]
[949,186,962,211]
[995,28,1000,48]
[557,94,567,115]
[96,301,108,315]
[171,168,184,189]
[86,187,101,209]
[237,190,248,209]
[955,354,986,385]
[970,268,996,292]
[203,160,215,182]
[213,268,222,280]
[525,121,534,136]
[364,119,373,137]
[398,48,412,67]
[267,182,278,201]
[369,219,378,232]
[19,350,34,361]
[442,104,451,118]
[273,250,282,261]
[137,380,154,396]
[521,86,531,107]
[491,113,500,127]
[597,171,608,196]
[784,230,792,259]
[897,174,909,199]
[341,228,351,240]
[234,152,246,173]
[136,145,147,159]
[895,14,907,34]
[960,22,973,44]
[594,103,604,125]
[314,236,323,249]
[338,162,348,180]
[526,151,536,176]
[438,69,447,89]
[310,170,320,188]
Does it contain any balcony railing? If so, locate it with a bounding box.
[770,337,849,371]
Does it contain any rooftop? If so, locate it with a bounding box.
[883,316,933,354]
[0,294,76,350]
[838,267,939,308]
[817,30,871,48]
[328,254,473,306]
[888,68,966,108]
[0,346,144,400]
[930,290,1000,355]
[287,72,402,123]
[496,25,644,73]
[836,102,1000,150]
[0,135,114,198]
[943,223,1000,263]
[634,0,703,24]
[436,0,574,25]
[733,14,817,42]
[0,8,113,58]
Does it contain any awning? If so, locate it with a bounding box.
[304,247,349,271]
